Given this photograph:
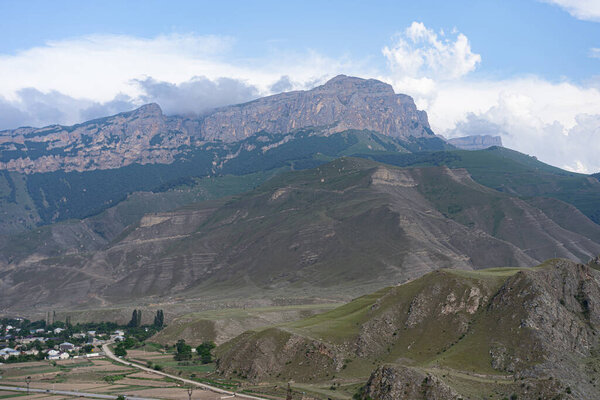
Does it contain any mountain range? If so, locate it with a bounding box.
[0,75,432,175]
[1,74,600,398]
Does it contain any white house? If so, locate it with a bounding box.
[47,352,69,360]
[0,348,20,359]
[54,327,65,334]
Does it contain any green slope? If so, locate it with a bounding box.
[216,259,600,399]
[363,146,600,224]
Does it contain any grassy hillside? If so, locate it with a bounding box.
[364,146,600,224]
[216,259,600,399]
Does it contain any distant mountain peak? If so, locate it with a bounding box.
[448,134,503,150]
[0,75,433,174]
[128,102,163,117]
[319,74,395,94]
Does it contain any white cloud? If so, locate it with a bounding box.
[590,48,600,58]
[1,24,599,173]
[381,22,600,174]
[382,22,481,82]
[0,33,368,128]
[541,0,600,22]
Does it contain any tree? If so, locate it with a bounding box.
[153,310,164,328]
[114,342,127,357]
[128,309,142,327]
[174,339,192,361]
[196,341,216,364]
[46,339,55,349]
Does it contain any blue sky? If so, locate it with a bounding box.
[1,0,600,172]
[2,0,599,81]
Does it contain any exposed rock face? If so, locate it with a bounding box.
[361,365,459,400]
[485,260,600,399]
[200,75,432,142]
[215,328,345,382]
[447,134,502,150]
[0,104,199,173]
[0,75,432,173]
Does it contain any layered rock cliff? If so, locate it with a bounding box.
[199,75,432,142]
[447,134,503,150]
[0,75,433,173]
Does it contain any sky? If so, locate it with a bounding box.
[1,0,600,173]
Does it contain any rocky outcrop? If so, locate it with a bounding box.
[214,259,599,399]
[0,76,432,173]
[447,134,502,150]
[0,75,434,173]
[360,365,459,400]
[215,328,345,382]
[199,75,432,142]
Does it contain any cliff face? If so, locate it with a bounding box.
[0,75,432,173]
[0,104,199,173]
[447,134,503,150]
[198,75,432,142]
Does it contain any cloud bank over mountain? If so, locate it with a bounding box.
[0,24,599,173]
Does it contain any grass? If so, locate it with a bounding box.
[289,288,392,341]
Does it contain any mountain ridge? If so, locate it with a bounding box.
[2,157,600,313]
[0,75,432,174]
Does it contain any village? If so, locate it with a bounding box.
[0,312,161,364]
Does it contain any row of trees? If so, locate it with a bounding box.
[128,309,164,328]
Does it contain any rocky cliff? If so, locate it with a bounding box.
[447,134,503,150]
[198,75,432,142]
[0,75,432,174]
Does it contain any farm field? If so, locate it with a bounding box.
[0,357,222,399]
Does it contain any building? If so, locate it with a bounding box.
[59,342,75,352]
[54,327,65,334]
[47,352,69,360]
[0,348,20,359]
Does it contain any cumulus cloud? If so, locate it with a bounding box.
[0,33,364,129]
[135,76,259,115]
[270,75,294,93]
[382,22,481,82]
[377,22,600,173]
[541,0,600,22]
[0,88,115,129]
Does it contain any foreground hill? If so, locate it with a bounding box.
[2,157,599,312]
[215,258,600,399]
